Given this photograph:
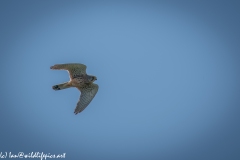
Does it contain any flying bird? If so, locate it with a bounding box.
[50,63,98,115]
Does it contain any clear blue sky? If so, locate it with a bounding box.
[1,1,240,160]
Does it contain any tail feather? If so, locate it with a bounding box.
[52,82,71,90]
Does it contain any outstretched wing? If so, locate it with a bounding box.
[50,63,87,79]
[74,83,99,114]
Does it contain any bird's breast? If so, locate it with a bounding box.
[71,77,86,87]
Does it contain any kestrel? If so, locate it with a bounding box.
[50,63,99,115]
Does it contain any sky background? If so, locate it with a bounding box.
[0,0,240,160]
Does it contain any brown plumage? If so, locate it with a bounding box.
[50,63,99,115]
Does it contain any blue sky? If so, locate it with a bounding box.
[0,1,240,160]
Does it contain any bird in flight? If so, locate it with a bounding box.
[50,63,99,115]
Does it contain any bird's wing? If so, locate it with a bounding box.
[74,83,99,114]
[50,63,87,79]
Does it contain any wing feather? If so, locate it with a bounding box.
[74,83,99,114]
[50,63,87,79]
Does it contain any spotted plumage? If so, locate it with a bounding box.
[50,63,99,115]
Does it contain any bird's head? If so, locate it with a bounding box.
[88,75,97,82]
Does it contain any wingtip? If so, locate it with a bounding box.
[50,64,59,69]
[74,112,79,115]
[74,109,78,115]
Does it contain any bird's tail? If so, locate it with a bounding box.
[52,82,72,91]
